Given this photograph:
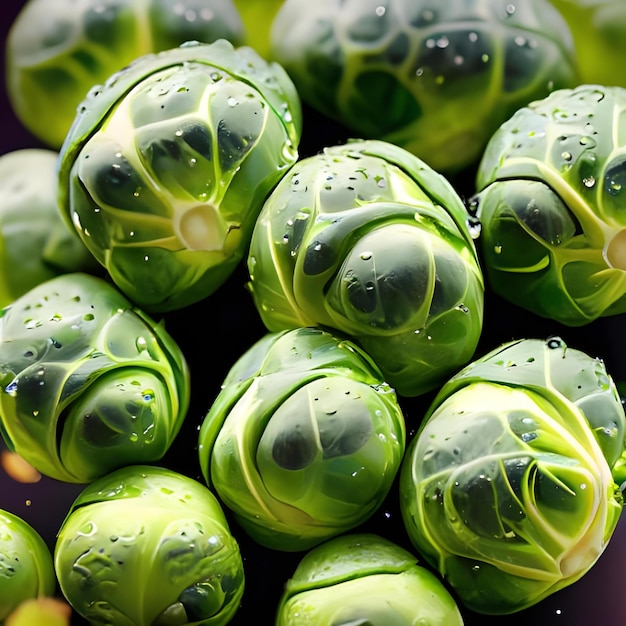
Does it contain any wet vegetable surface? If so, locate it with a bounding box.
[2,2,626,625]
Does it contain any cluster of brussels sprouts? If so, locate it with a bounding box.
[2,0,626,625]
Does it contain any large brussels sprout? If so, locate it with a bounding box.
[5,0,245,149]
[548,0,626,88]
[270,0,577,173]
[197,326,406,552]
[399,337,625,615]
[54,465,245,626]
[246,139,484,397]
[0,149,98,309]
[0,273,190,484]
[57,38,302,313]
[276,533,464,625]
[472,84,626,326]
[0,509,56,623]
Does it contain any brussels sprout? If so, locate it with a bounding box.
[197,326,406,552]
[0,509,56,623]
[270,0,577,173]
[54,465,245,626]
[472,84,626,326]
[5,0,246,149]
[57,38,302,313]
[275,533,464,625]
[246,138,484,397]
[548,0,626,88]
[399,336,625,615]
[0,273,190,484]
[0,149,98,309]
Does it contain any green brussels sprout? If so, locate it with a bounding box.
[0,509,56,623]
[5,0,246,149]
[472,84,626,326]
[246,139,484,397]
[0,148,99,309]
[0,273,190,484]
[269,0,577,173]
[275,533,464,626]
[548,0,626,88]
[57,38,302,313]
[54,465,245,626]
[399,336,625,615]
[197,326,406,552]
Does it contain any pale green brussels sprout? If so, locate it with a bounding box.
[0,149,98,309]
[270,0,577,173]
[472,84,626,326]
[246,139,484,397]
[197,326,406,552]
[54,465,245,626]
[57,38,302,313]
[275,533,464,626]
[0,273,190,484]
[548,0,626,87]
[5,0,246,148]
[0,509,56,623]
[399,336,625,615]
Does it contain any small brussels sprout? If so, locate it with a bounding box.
[57,38,302,313]
[54,465,245,626]
[5,0,246,148]
[399,337,625,615]
[246,139,484,397]
[270,0,577,173]
[276,533,464,626]
[473,84,626,326]
[0,149,98,309]
[0,273,190,484]
[0,509,56,623]
[198,326,406,552]
[548,0,626,88]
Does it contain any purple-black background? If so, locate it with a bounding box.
[1,0,626,624]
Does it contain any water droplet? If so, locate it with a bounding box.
[360,251,372,260]
[494,244,502,254]
[583,175,596,188]
[5,381,17,396]
[227,97,238,107]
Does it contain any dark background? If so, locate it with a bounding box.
[2,0,626,624]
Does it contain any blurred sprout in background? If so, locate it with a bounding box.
[0,273,190,484]
[275,533,465,626]
[0,509,56,623]
[198,327,406,552]
[400,337,625,615]
[548,0,626,88]
[0,149,98,309]
[233,0,284,59]
[472,84,626,326]
[247,139,484,397]
[55,465,245,626]
[5,0,246,149]
[57,38,302,313]
[270,0,578,174]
